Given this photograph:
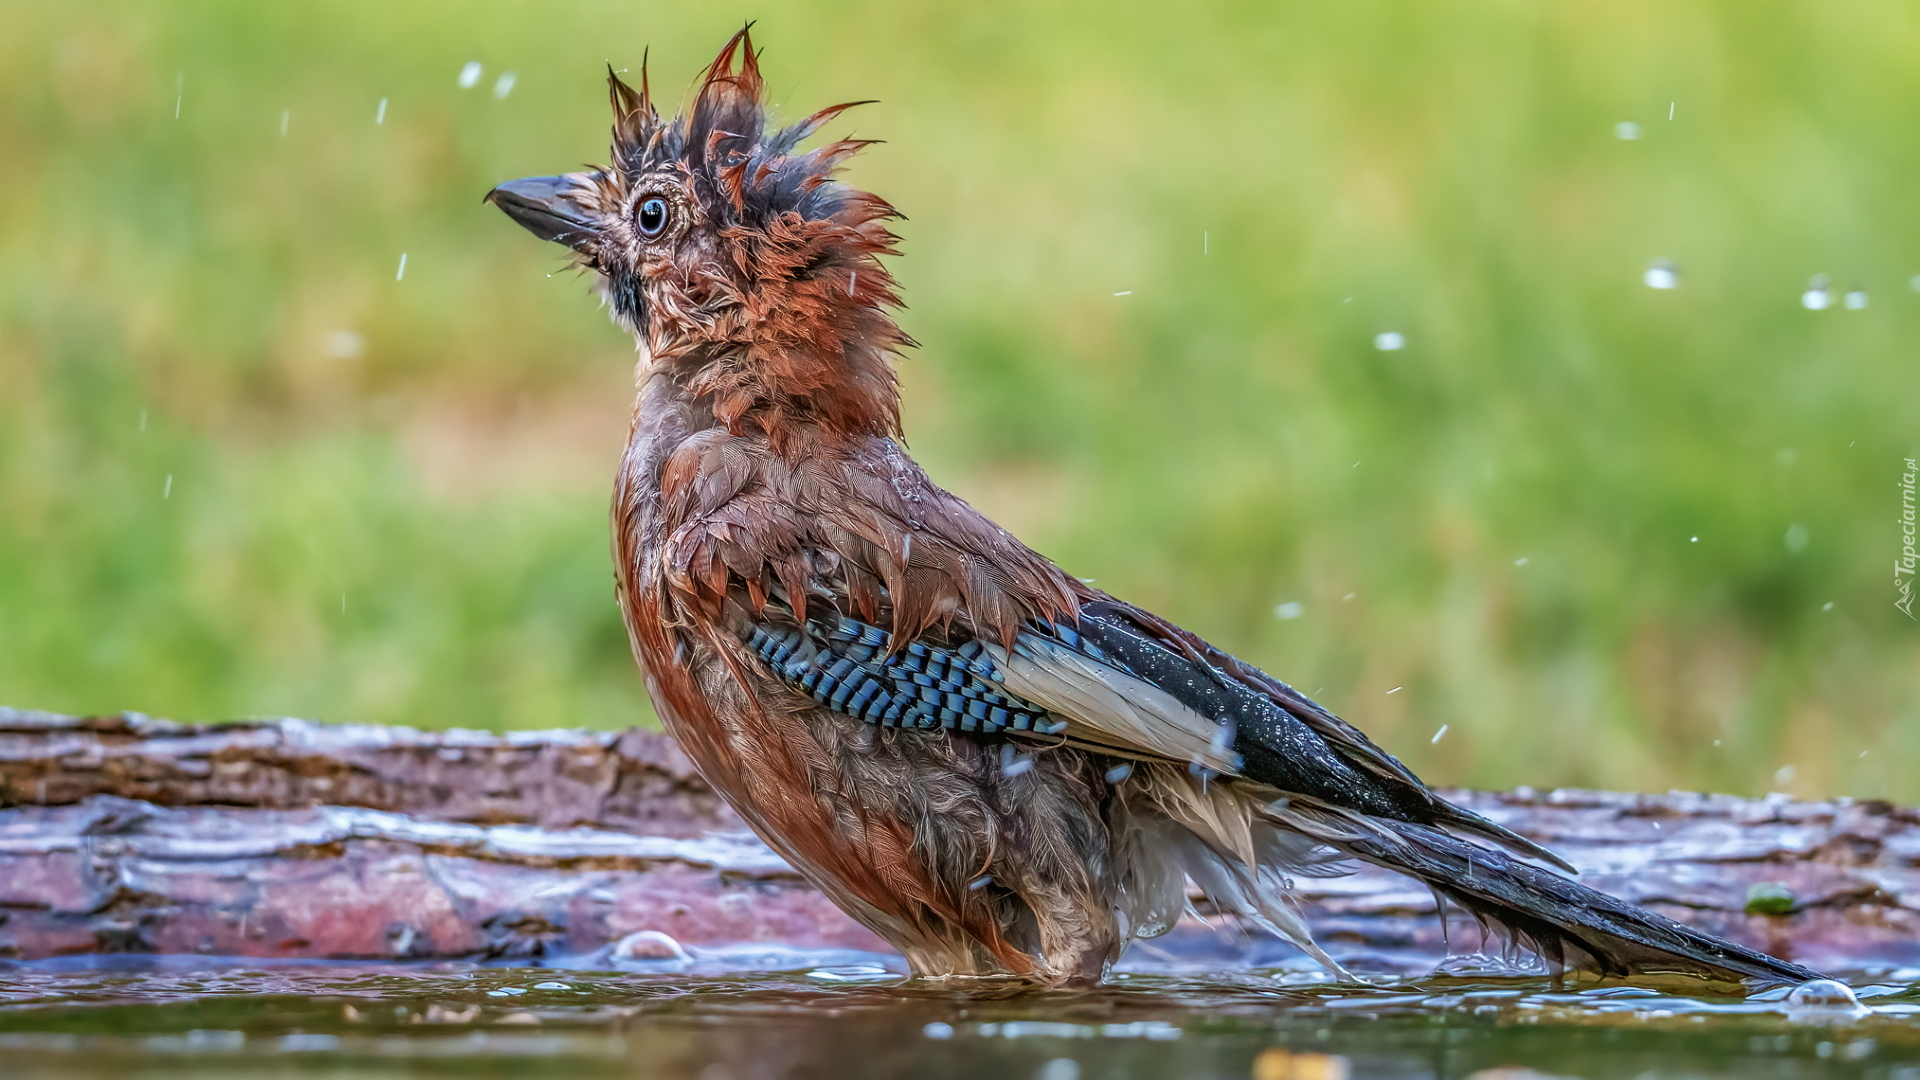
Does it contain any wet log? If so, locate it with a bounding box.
[2,707,1915,972]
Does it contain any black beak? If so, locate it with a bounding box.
[485,175,600,254]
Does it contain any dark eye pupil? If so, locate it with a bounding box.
[638,197,667,237]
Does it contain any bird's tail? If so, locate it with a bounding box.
[1273,805,1823,987]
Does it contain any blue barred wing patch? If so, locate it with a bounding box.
[744,617,1066,735]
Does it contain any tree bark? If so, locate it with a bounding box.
[2,707,1914,972]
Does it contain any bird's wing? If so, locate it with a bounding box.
[654,429,1556,866]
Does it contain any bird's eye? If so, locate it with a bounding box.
[636,196,670,239]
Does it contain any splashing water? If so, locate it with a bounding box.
[325,331,364,359]
[1801,275,1832,310]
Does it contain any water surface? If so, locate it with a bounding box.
[3,955,1916,1079]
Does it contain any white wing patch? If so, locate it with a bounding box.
[987,636,1242,774]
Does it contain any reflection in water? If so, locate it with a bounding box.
[0,955,1915,1079]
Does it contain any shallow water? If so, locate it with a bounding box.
[2,954,1917,1080]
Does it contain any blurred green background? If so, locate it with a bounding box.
[1,0,1915,800]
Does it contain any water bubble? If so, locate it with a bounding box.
[1843,289,1868,310]
[326,331,364,359]
[1037,1060,1081,1080]
[458,61,483,89]
[1614,121,1641,140]
[1785,523,1808,553]
[1643,259,1678,289]
[609,929,688,962]
[494,72,517,99]
[1274,601,1303,620]
[923,1022,954,1039]
[1786,979,1866,1014]
[1801,275,1832,310]
[1374,331,1405,351]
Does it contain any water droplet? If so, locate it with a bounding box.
[326,330,364,359]
[1801,275,1832,310]
[396,253,408,281]
[923,1022,955,1039]
[163,474,173,500]
[968,875,993,890]
[1690,536,1699,543]
[1274,601,1303,620]
[458,61,483,89]
[1614,121,1641,140]
[1388,686,1403,695]
[1745,882,1797,916]
[1374,331,1405,351]
[1909,274,1920,292]
[1822,601,1835,611]
[1844,289,1868,310]
[1773,764,1796,787]
[1430,723,1448,743]
[1104,763,1133,784]
[1784,523,1808,553]
[1341,592,1355,601]
[1513,557,1529,566]
[375,98,388,125]
[1643,260,1678,289]
[279,109,289,137]
[494,72,517,99]
[1113,290,1132,297]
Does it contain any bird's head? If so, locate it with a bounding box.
[487,28,908,444]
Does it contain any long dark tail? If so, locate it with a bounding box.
[1332,819,1822,987]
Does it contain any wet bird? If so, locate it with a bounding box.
[488,29,1821,988]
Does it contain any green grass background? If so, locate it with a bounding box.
[1,0,1915,800]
